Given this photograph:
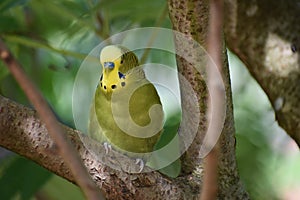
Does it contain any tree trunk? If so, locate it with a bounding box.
[224,0,300,145]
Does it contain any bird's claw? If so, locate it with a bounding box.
[103,142,112,154]
[135,158,144,173]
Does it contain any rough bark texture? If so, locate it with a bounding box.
[224,0,300,146]
[168,0,248,199]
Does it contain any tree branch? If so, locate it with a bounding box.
[224,0,300,146]
[200,0,224,199]
[168,0,249,199]
[0,95,208,199]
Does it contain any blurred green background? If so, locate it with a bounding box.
[0,0,299,199]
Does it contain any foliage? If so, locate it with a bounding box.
[229,52,300,199]
[0,154,51,200]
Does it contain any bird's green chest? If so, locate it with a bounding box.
[93,78,164,154]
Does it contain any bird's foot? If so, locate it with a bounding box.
[135,158,144,173]
[103,142,112,154]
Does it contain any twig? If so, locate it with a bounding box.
[0,38,105,200]
[200,0,224,199]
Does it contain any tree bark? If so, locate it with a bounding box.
[224,0,300,146]
[168,0,248,199]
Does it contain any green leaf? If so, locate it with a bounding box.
[0,156,52,200]
[96,0,167,25]
[0,15,21,33]
[39,174,85,200]
[3,35,89,60]
[147,112,182,178]
[0,62,9,81]
[28,0,95,36]
[0,0,29,12]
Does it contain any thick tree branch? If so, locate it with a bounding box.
[0,95,209,199]
[169,0,210,175]
[224,0,300,146]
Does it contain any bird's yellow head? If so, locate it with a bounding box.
[99,45,138,93]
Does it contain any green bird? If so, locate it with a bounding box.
[89,45,181,177]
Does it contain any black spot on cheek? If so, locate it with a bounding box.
[104,85,107,90]
[111,85,117,89]
[121,82,126,87]
[100,82,102,87]
[291,44,297,53]
[118,72,125,79]
[120,59,123,64]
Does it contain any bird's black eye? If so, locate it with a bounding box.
[120,59,123,64]
[111,85,117,89]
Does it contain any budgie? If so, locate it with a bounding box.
[89,45,180,177]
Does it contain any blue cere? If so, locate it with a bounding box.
[104,62,115,69]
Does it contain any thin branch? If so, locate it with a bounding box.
[0,39,104,200]
[200,0,224,199]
